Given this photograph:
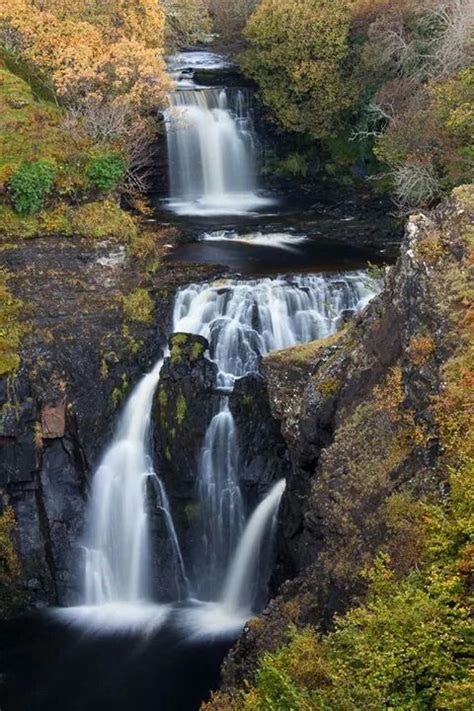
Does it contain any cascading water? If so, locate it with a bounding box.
[173,273,376,387]
[82,360,184,606]
[192,400,245,600]
[166,88,273,216]
[173,271,378,611]
[222,479,286,613]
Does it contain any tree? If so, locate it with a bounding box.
[162,0,211,51]
[0,0,170,110]
[241,0,354,139]
[209,0,257,47]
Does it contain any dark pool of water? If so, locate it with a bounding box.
[166,234,388,276]
[0,609,239,711]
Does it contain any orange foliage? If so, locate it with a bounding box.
[0,0,170,110]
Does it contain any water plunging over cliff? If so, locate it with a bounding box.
[192,401,245,600]
[173,272,377,610]
[82,361,184,606]
[222,479,286,613]
[166,88,273,216]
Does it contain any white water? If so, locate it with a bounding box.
[173,272,378,612]
[82,360,183,606]
[173,273,377,388]
[166,88,273,216]
[222,480,286,613]
[200,230,308,251]
[192,401,245,599]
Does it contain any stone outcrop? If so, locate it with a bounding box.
[221,186,473,688]
[0,234,221,609]
[229,373,289,509]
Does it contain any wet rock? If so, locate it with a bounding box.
[222,191,471,685]
[0,231,222,612]
[154,332,219,496]
[229,373,289,507]
[41,397,67,439]
[153,332,220,569]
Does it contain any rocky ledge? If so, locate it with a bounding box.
[0,231,222,611]
[220,185,473,689]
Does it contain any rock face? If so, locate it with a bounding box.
[229,373,289,509]
[0,235,221,609]
[154,332,220,494]
[221,188,472,689]
[152,336,292,578]
[152,332,220,573]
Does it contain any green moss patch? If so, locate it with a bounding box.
[0,270,26,376]
[122,288,154,324]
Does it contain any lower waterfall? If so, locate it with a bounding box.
[71,272,377,623]
[192,401,245,601]
[172,272,378,611]
[221,479,286,613]
[82,360,183,606]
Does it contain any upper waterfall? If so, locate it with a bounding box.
[165,53,274,216]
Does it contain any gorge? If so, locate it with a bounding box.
[1,37,471,711]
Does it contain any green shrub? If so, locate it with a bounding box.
[9,160,55,215]
[87,153,127,192]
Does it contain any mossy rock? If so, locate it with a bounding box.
[169,332,209,364]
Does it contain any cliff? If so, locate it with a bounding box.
[210,185,473,703]
[0,231,220,612]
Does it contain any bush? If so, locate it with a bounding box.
[71,201,137,241]
[9,160,55,214]
[242,0,354,138]
[87,153,127,193]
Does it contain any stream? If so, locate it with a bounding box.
[0,49,388,711]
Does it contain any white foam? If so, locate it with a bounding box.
[167,51,231,72]
[166,193,275,217]
[50,603,170,635]
[201,230,307,250]
[174,601,249,640]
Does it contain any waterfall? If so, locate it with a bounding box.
[165,89,273,216]
[192,400,245,600]
[221,480,286,613]
[173,273,377,387]
[173,272,378,611]
[82,360,184,605]
[78,272,377,613]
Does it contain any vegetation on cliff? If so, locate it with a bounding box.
[242,0,473,210]
[0,506,22,617]
[203,188,474,710]
[0,269,26,376]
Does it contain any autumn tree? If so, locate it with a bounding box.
[0,0,174,191]
[352,0,474,210]
[241,0,354,139]
[209,0,257,47]
[0,0,170,110]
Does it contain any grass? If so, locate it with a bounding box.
[0,269,26,376]
[264,332,342,367]
[0,59,89,189]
